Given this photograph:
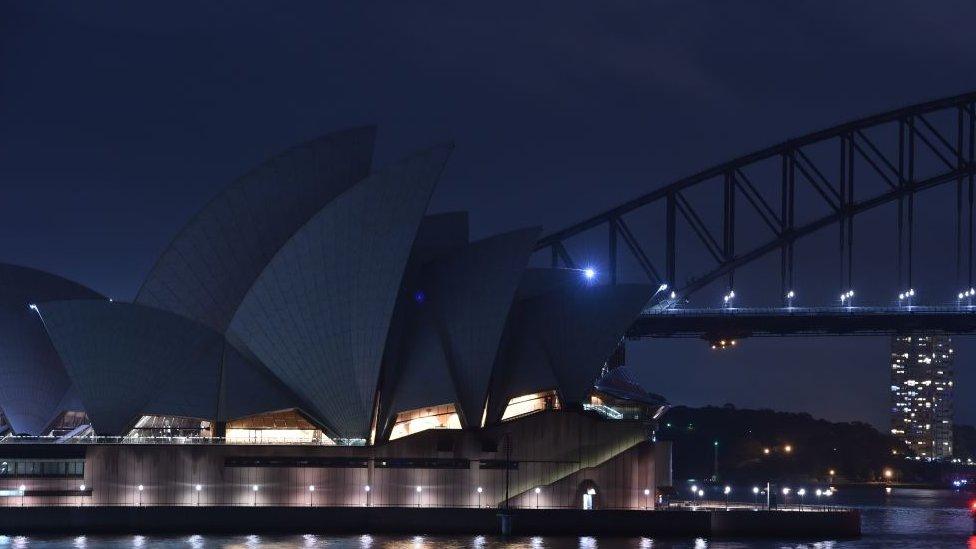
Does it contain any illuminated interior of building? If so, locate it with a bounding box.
[126,415,211,440]
[389,404,462,440]
[44,410,90,437]
[500,390,560,421]
[225,409,333,444]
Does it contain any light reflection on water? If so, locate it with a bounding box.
[0,489,972,548]
[0,528,969,548]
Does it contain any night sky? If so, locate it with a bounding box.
[3,2,976,429]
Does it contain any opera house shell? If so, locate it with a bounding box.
[0,126,658,446]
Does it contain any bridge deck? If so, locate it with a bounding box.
[628,306,976,339]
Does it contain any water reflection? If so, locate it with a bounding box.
[0,492,970,548]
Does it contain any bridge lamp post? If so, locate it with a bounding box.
[308,485,315,507]
[960,288,975,307]
[785,290,795,308]
[752,486,760,508]
[477,486,483,508]
[137,484,143,506]
[898,288,915,308]
[19,485,25,507]
[797,488,806,508]
[415,485,423,507]
[534,486,541,508]
[252,484,259,506]
[722,290,735,309]
[195,484,202,506]
[643,488,651,509]
[839,290,854,308]
[723,485,731,510]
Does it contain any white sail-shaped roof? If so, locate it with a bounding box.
[0,264,102,434]
[36,300,224,435]
[229,144,453,439]
[136,127,376,334]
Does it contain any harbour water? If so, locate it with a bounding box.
[0,487,970,548]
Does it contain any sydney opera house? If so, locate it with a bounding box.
[0,127,670,510]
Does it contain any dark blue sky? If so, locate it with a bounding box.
[2,2,976,428]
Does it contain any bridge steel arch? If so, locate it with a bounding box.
[536,92,976,306]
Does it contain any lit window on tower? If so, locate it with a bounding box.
[889,334,953,461]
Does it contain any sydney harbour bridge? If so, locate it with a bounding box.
[533,91,976,346]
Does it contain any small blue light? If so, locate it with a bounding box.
[413,290,426,304]
[583,268,596,280]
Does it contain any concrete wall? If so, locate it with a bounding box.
[0,411,661,510]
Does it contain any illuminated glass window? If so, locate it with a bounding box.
[389,403,461,440]
[127,415,211,440]
[226,409,333,445]
[501,390,560,421]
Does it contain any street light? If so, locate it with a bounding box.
[415,486,423,507]
[137,484,144,506]
[898,288,915,307]
[797,488,806,508]
[195,484,202,506]
[534,486,541,508]
[723,486,731,510]
[643,488,651,510]
[19,485,25,507]
[752,486,760,507]
[308,485,315,507]
[364,485,371,507]
[723,290,736,308]
[958,288,975,306]
[252,484,259,506]
[477,486,483,508]
[79,484,86,507]
[840,290,854,307]
[786,290,795,308]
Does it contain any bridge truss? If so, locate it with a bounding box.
[536,92,976,314]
